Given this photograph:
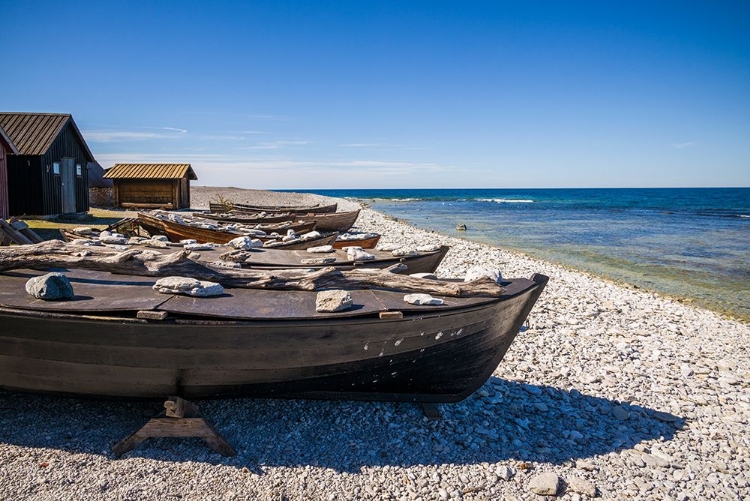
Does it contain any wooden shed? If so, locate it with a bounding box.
[0,112,95,216]
[0,125,19,219]
[104,163,197,209]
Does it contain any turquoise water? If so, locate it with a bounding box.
[291,188,750,321]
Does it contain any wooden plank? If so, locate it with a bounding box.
[0,219,33,245]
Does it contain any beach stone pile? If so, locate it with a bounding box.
[1,190,747,500]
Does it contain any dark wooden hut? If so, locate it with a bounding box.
[104,163,197,209]
[0,125,18,219]
[0,113,95,216]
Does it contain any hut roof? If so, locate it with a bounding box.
[0,112,94,160]
[104,163,197,180]
[0,124,19,154]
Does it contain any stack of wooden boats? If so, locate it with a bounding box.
[133,209,380,250]
[134,211,339,250]
[0,239,548,402]
[204,204,361,233]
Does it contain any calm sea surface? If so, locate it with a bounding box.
[291,188,750,321]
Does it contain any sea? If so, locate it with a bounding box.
[290,188,750,322]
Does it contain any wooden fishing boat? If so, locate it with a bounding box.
[201,209,361,233]
[333,233,381,250]
[216,245,449,275]
[137,212,329,249]
[0,241,548,402]
[209,201,338,214]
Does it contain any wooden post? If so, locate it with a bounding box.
[112,396,236,458]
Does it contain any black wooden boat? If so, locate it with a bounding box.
[209,201,338,214]
[0,244,547,402]
[216,245,450,275]
[137,212,328,248]
[201,209,361,232]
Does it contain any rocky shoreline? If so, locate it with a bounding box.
[0,188,748,500]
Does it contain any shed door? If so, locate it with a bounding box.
[61,158,77,213]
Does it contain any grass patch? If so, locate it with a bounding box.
[20,209,139,241]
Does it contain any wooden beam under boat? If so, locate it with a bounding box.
[0,258,548,402]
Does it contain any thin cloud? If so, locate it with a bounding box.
[82,130,178,142]
[162,127,188,133]
[243,140,312,150]
[182,111,291,121]
[671,142,695,149]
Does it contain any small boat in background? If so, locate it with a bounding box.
[215,245,450,275]
[201,209,361,233]
[209,201,338,214]
[138,213,338,250]
[333,232,381,249]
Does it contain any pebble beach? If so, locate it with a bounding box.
[1,187,748,500]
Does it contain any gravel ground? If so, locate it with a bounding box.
[0,187,748,500]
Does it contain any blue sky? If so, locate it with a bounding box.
[1,1,748,189]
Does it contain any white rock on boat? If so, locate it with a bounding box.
[150,235,169,242]
[464,265,502,283]
[307,245,334,253]
[315,290,353,312]
[25,273,75,300]
[417,244,441,252]
[301,231,321,239]
[72,239,101,246]
[301,257,337,265]
[184,243,214,251]
[144,239,169,248]
[347,248,376,261]
[98,235,128,245]
[228,236,255,250]
[392,248,418,257]
[153,277,224,297]
[403,293,444,306]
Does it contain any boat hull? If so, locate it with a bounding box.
[138,213,323,247]
[0,275,547,402]
[202,210,361,233]
[209,202,338,214]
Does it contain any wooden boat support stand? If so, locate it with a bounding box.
[112,396,441,457]
[112,396,236,457]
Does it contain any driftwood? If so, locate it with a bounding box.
[0,241,503,297]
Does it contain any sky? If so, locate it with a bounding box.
[1,0,748,189]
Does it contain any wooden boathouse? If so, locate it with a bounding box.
[0,124,18,219]
[104,163,197,209]
[0,113,95,216]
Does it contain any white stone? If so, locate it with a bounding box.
[392,248,418,257]
[347,248,376,261]
[404,294,444,306]
[184,243,214,251]
[228,236,254,250]
[464,266,502,283]
[307,245,335,253]
[153,277,224,297]
[316,290,353,312]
